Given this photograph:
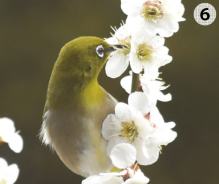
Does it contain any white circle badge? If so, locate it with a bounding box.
[194,3,217,26]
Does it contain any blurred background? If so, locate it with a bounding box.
[0,0,218,183]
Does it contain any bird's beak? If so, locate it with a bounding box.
[105,44,128,53]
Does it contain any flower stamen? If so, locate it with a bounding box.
[118,37,131,55]
[120,121,138,142]
[136,43,153,62]
[0,179,7,184]
[141,0,163,21]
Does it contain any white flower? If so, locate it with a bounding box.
[102,92,156,165]
[105,24,131,78]
[102,92,177,166]
[0,158,19,184]
[82,168,149,184]
[149,107,177,146]
[130,34,172,74]
[120,73,172,105]
[121,0,185,37]
[140,74,172,102]
[0,118,23,153]
[105,24,172,77]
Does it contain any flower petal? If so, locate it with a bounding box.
[8,133,24,153]
[0,158,7,168]
[136,141,160,165]
[102,114,121,140]
[121,0,142,16]
[115,103,132,122]
[82,174,123,184]
[158,92,172,102]
[105,37,118,45]
[151,125,177,145]
[0,158,19,184]
[150,36,165,48]
[105,52,129,78]
[128,92,150,114]
[6,164,19,184]
[110,143,136,169]
[129,55,143,74]
[125,169,150,184]
[166,121,176,129]
[120,75,132,94]
[150,107,165,126]
[0,118,15,142]
[107,137,128,155]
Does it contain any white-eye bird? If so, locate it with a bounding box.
[40,36,124,177]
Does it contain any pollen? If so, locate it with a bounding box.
[136,43,153,62]
[141,0,163,21]
[120,121,138,142]
[118,37,131,55]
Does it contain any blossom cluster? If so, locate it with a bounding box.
[82,0,184,183]
[0,118,23,184]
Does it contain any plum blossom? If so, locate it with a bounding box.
[105,24,131,78]
[83,0,184,183]
[105,26,172,77]
[0,158,19,184]
[120,72,172,105]
[102,92,177,166]
[0,118,23,153]
[140,74,172,103]
[121,0,185,37]
[149,106,177,146]
[129,34,172,74]
[82,169,149,184]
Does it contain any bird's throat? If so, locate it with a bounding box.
[46,70,105,111]
[80,79,105,110]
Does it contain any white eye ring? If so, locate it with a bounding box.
[96,45,105,58]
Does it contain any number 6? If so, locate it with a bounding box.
[201,8,210,20]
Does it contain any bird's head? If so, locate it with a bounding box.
[47,36,125,108]
[55,36,122,81]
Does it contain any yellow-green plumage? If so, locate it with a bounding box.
[46,37,110,109]
[40,37,117,177]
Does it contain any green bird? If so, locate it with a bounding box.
[40,36,124,177]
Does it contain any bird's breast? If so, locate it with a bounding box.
[41,91,117,177]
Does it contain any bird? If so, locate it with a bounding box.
[40,36,124,177]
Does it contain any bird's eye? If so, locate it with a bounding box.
[96,45,105,58]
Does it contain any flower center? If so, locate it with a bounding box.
[118,37,131,55]
[120,121,138,142]
[136,43,153,61]
[141,1,163,21]
[0,179,7,184]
